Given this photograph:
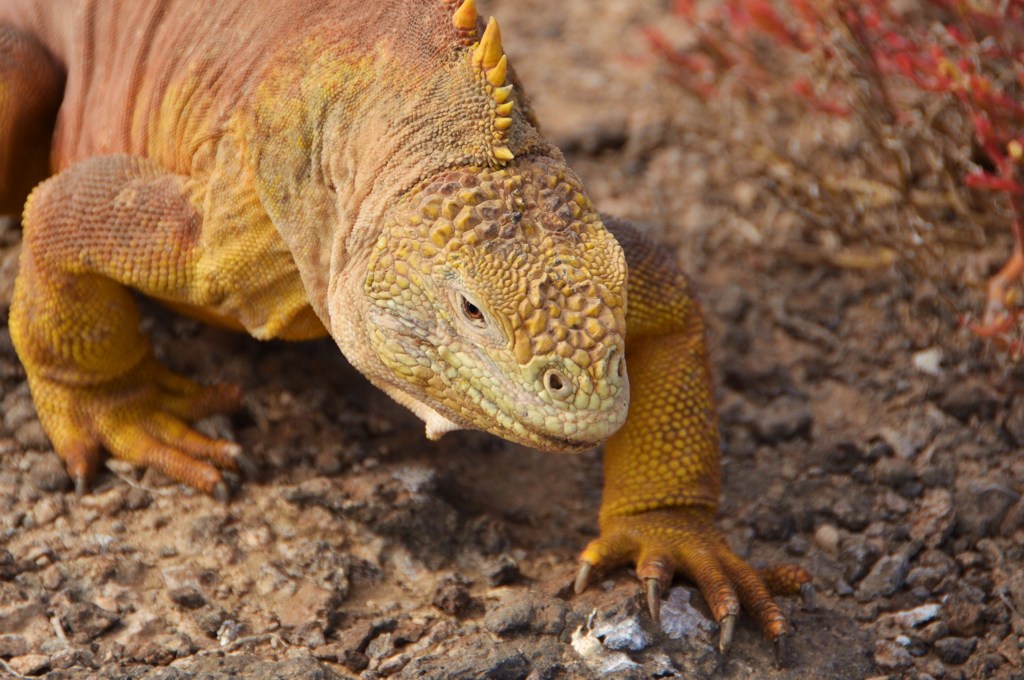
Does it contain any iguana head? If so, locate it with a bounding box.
[364,156,629,451]
[359,3,630,451]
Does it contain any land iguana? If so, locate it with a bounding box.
[1,0,809,657]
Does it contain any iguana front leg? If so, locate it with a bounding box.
[10,156,248,496]
[575,218,809,656]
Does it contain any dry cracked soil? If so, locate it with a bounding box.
[1,1,1023,679]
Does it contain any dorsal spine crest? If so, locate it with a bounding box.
[465,14,515,164]
[452,0,478,33]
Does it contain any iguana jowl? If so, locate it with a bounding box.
[0,0,808,654]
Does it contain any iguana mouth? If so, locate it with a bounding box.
[401,376,623,452]
[501,397,628,453]
[529,433,602,454]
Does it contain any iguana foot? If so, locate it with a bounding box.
[30,354,244,497]
[574,509,810,659]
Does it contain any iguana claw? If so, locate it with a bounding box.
[800,582,816,610]
[645,577,662,624]
[774,633,789,668]
[233,451,259,480]
[214,480,231,503]
[718,613,736,655]
[574,561,593,595]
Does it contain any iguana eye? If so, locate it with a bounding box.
[460,296,486,326]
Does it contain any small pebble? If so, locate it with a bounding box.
[432,576,472,617]
[0,634,28,657]
[873,640,913,669]
[31,496,65,526]
[934,636,977,665]
[192,605,228,638]
[939,379,1000,421]
[14,420,49,449]
[917,620,949,644]
[910,488,954,549]
[123,487,153,511]
[378,652,411,675]
[485,554,520,586]
[832,495,872,531]
[874,457,917,489]
[60,602,120,643]
[8,654,50,676]
[41,566,64,591]
[921,657,946,678]
[49,648,94,671]
[28,456,71,493]
[955,483,1019,540]
[2,398,35,432]
[168,585,207,609]
[856,553,909,601]
[840,539,882,584]
[786,534,809,556]
[80,488,127,517]
[814,524,840,553]
[943,587,985,637]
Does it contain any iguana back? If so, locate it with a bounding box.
[1,0,513,177]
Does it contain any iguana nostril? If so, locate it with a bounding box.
[544,368,573,400]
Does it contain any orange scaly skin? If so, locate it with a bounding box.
[1,0,808,654]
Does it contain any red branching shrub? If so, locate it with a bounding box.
[647,0,1024,356]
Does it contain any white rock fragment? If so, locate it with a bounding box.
[911,347,943,376]
[392,465,435,496]
[592,613,651,652]
[217,619,242,646]
[886,603,941,629]
[660,588,715,642]
[571,611,640,674]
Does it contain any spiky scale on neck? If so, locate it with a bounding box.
[452,0,479,32]
[466,9,517,163]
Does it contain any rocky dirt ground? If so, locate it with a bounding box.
[2,1,1024,678]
